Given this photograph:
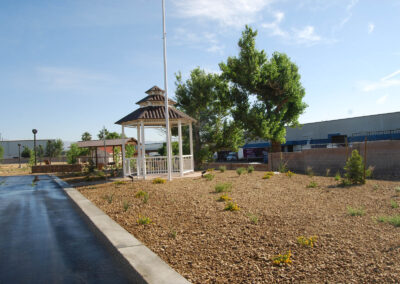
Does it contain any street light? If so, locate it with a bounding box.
[18,144,21,168]
[32,129,37,166]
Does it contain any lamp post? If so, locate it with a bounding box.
[18,144,21,168]
[32,129,37,166]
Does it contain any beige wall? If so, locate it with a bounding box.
[268,140,400,178]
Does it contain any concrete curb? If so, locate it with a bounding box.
[51,175,190,284]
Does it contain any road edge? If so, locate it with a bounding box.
[51,175,190,284]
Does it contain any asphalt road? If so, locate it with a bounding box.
[0,175,137,283]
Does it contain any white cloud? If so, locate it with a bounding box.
[261,11,289,38]
[36,66,114,92]
[376,95,388,104]
[368,22,375,34]
[293,26,321,44]
[360,70,400,92]
[172,0,273,28]
[334,0,359,31]
[172,28,224,53]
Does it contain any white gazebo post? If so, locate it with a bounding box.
[189,122,194,171]
[137,123,141,178]
[178,120,183,176]
[121,125,126,176]
[141,120,146,179]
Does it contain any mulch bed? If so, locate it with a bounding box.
[75,171,400,283]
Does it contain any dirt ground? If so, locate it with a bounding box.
[75,171,400,283]
[0,164,31,176]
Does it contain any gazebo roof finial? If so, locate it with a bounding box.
[145,85,165,95]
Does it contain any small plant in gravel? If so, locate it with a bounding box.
[247,213,259,224]
[215,182,232,193]
[278,161,288,173]
[224,201,240,211]
[114,180,127,186]
[306,166,314,177]
[137,215,152,225]
[143,193,149,204]
[104,194,114,204]
[373,184,379,190]
[390,199,399,209]
[334,171,341,181]
[207,168,215,172]
[135,190,147,198]
[347,206,365,216]
[218,166,226,173]
[247,165,254,174]
[263,171,274,179]
[203,173,215,181]
[272,250,292,266]
[306,180,318,188]
[286,170,294,178]
[377,215,400,227]
[152,177,166,184]
[217,194,231,202]
[236,167,246,176]
[297,236,317,247]
[169,229,177,239]
[395,186,400,193]
[123,201,131,212]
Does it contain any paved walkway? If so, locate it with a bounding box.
[0,175,137,283]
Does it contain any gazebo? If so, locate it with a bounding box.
[115,86,196,179]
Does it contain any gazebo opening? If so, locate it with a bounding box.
[115,86,196,179]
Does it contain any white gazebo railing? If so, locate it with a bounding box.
[124,154,194,177]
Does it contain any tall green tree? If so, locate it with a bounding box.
[81,132,92,141]
[45,139,64,164]
[21,146,31,158]
[97,128,110,140]
[158,142,179,156]
[175,67,244,165]
[125,144,135,158]
[66,143,82,164]
[106,132,121,139]
[220,26,307,152]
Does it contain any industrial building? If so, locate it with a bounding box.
[241,111,400,160]
[0,139,55,159]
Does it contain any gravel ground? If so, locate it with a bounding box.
[76,171,400,283]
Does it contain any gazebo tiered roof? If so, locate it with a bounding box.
[115,85,195,126]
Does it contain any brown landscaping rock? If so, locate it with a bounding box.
[75,171,400,283]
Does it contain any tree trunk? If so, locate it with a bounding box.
[271,140,281,153]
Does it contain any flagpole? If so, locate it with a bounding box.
[162,0,172,181]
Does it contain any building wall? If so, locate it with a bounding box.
[0,140,54,159]
[268,140,400,178]
[285,112,400,141]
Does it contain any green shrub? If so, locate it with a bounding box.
[135,190,147,198]
[218,166,227,173]
[377,215,400,227]
[390,200,399,209]
[123,201,130,212]
[334,171,341,181]
[104,194,114,204]
[306,180,318,188]
[263,171,274,179]
[247,165,254,174]
[152,177,166,184]
[340,179,353,187]
[286,170,294,178]
[344,150,366,185]
[224,201,240,211]
[215,182,232,193]
[207,168,215,172]
[236,167,246,176]
[114,180,127,186]
[217,194,231,202]
[248,213,258,224]
[169,229,177,239]
[347,206,365,216]
[137,215,152,225]
[278,162,288,173]
[203,173,215,181]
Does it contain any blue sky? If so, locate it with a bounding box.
[1,0,399,143]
